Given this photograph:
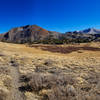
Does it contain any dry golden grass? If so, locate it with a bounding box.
[0,42,100,100]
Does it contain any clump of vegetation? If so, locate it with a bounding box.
[19,68,100,100]
[29,44,100,54]
[27,37,95,45]
[19,73,77,100]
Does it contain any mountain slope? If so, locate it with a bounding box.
[0,25,100,44]
[0,25,50,43]
[79,28,100,34]
[0,25,61,43]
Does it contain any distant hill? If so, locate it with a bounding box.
[79,28,100,34]
[0,25,100,44]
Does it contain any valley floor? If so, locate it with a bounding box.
[0,42,100,100]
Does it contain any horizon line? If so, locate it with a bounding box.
[0,24,100,34]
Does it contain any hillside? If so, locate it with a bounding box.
[0,42,100,100]
[0,25,100,44]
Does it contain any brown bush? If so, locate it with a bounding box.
[19,73,77,100]
[19,72,100,100]
[30,45,100,54]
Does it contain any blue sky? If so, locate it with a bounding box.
[0,0,100,33]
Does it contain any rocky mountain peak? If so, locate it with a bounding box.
[79,28,100,34]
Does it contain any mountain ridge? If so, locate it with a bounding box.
[0,25,100,43]
[78,28,100,34]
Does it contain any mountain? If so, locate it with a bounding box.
[0,25,60,43]
[0,25,100,44]
[79,28,100,34]
[0,25,49,43]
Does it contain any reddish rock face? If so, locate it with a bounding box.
[0,25,52,43]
